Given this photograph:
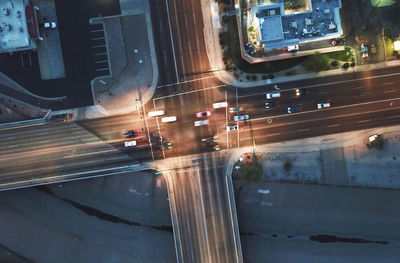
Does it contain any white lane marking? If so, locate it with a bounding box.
[353,94,365,97]
[157,75,216,89]
[388,115,400,119]
[383,82,395,85]
[327,124,340,128]
[63,149,116,159]
[357,120,370,123]
[165,0,179,83]
[261,201,273,207]
[297,128,310,132]
[238,92,265,98]
[154,84,226,100]
[240,132,280,141]
[251,96,400,122]
[351,86,364,90]
[268,132,281,136]
[384,90,396,93]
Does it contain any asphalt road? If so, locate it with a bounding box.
[161,153,238,263]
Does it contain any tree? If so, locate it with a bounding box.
[303,53,330,72]
[239,164,262,182]
[367,134,384,150]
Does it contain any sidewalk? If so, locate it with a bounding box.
[200,0,400,88]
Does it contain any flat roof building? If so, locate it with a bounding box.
[251,0,342,51]
[0,0,41,54]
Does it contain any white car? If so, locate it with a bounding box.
[161,116,177,122]
[194,120,209,126]
[287,45,299,52]
[148,110,165,117]
[124,141,137,147]
[317,102,330,109]
[234,115,249,121]
[266,92,280,99]
[226,124,238,131]
[213,102,228,109]
[44,22,57,29]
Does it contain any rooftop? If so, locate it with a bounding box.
[0,0,38,53]
[251,0,342,50]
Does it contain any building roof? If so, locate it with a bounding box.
[0,0,37,53]
[253,0,342,51]
[259,16,283,42]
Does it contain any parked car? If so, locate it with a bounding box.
[287,106,301,113]
[317,101,331,109]
[266,92,281,99]
[196,111,211,118]
[234,115,249,121]
[194,120,209,126]
[229,107,243,113]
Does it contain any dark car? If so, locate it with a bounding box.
[124,130,138,138]
[202,137,216,143]
[205,144,220,152]
[160,142,172,150]
[301,88,310,95]
[265,101,278,108]
[287,106,301,114]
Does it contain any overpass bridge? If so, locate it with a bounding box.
[158,153,243,263]
[0,121,150,191]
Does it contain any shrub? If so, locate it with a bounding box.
[283,160,292,172]
[303,53,330,72]
[239,164,262,182]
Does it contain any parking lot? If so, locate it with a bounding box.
[0,0,120,109]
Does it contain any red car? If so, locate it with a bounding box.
[196,111,211,118]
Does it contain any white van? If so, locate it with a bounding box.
[148,110,165,117]
[161,116,177,123]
